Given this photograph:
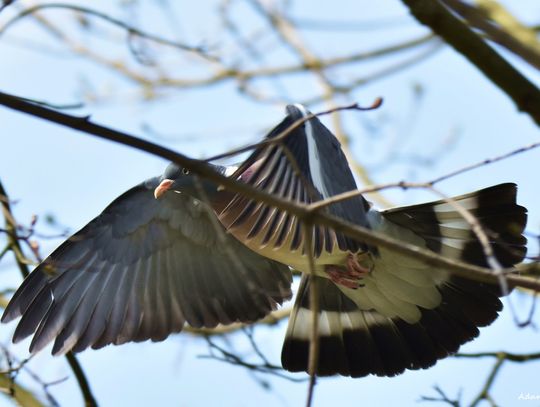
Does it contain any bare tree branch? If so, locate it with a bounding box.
[442,0,540,69]
[200,335,304,383]
[0,180,97,407]
[401,0,540,126]
[422,351,540,406]
[0,3,218,61]
[420,385,461,407]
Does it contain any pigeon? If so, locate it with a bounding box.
[2,104,527,378]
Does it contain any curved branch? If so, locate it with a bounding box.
[455,351,540,407]
[456,351,540,362]
[0,3,218,61]
[442,0,540,70]
[401,0,540,126]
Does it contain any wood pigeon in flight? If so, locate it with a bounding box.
[2,104,527,378]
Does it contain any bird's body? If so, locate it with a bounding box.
[216,104,374,279]
[2,104,527,378]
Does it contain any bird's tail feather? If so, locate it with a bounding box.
[381,183,527,267]
[281,183,527,377]
[281,274,504,377]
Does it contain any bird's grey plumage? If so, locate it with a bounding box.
[1,103,528,380]
[2,177,292,355]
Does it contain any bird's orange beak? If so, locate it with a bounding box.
[154,179,174,199]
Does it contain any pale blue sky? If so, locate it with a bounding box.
[1,1,540,406]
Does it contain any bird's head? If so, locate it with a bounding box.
[153,162,228,201]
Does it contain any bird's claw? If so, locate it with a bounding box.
[325,253,371,289]
[325,267,361,289]
[346,252,371,277]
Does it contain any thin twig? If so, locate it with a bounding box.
[0,345,61,407]
[431,141,540,184]
[419,385,461,407]
[310,134,540,210]
[469,356,504,407]
[201,337,305,383]
[453,351,540,406]
[2,3,438,95]
[455,351,540,362]
[0,3,218,61]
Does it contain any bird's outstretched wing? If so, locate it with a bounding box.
[219,104,373,258]
[2,177,292,355]
[282,183,527,377]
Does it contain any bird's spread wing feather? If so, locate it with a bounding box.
[282,274,504,377]
[219,104,372,258]
[282,183,527,377]
[381,183,527,266]
[2,177,292,355]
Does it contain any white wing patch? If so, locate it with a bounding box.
[223,165,239,177]
[290,308,364,340]
[292,103,330,199]
[441,219,472,229]
[433,195,479,213]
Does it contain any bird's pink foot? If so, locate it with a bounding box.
[346,253,371,278]
[325,253,371,289]
[325,266,361,289]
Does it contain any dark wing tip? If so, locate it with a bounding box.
[2,270,49,324]
[282,335,353,377]
[282,272,506,378]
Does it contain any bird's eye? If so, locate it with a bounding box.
[182,168,190,175]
